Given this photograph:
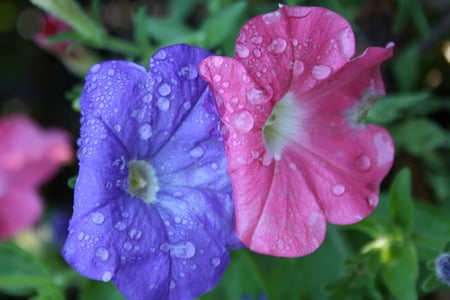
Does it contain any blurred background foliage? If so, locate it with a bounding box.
[0,0,449,299]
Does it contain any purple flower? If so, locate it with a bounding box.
[435,253,450,285]
[62,44,240,300]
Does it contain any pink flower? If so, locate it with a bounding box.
[199,5,394,257]
[34,14,74,56]
[0,116,73,240]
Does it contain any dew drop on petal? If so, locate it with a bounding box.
[211,257,221,267]
[331,184,346,196]
[231,110,254,133]
[251,36,263,44]
[170,241,196,258]
[102,271,112,282]
[158,83,172,96]
[107,69,115,76]
[91,64,101,73]
[157,97,170,111]
[246,88,268,105]
[169,280,176,290]
[312,65,332,80]
[366,194,378,208]
[179,64,198,79]
[268,38,287,54]
[123,242,132,250]
[337,27,354,59]
[262,11,281,25]
[212,56,224,67]
[90,212,105,224]
[160,242,170,253]
[95,247,109,261]
[183,101,191,110]
[114,221,126,231]
[154,49,167,60]
[189,146,204,158]
[292,60,305,76]
[113,124,122,133]
[354,155,372,172]
[235,43,250,58]
[138,123,153,140]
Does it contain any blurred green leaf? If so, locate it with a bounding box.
[202,2,246,49]
[0,243,51,296]
[367,92,430,124]
[133,5,152,51]
[394,0,430,36]
[78,280,125,300]
[388,168,415,235]
[392,45,420,92]
[380,240,418,300]
[146,18,197,45]
[389,118,449,156]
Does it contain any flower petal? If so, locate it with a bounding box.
[65,44,239,299]
[200,6,393,257]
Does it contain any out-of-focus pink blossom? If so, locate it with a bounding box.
[200,5,394,257]
[0,115,73,240]
[34,14,74,56]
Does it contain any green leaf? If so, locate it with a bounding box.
[0,243,51,296]
[392,45,420,91]
[146,18,196,45]
[380,240,419,300]
[78,280,125,300]
[367,92,430,124]
[202,2,246,49]
[388,168,415,235]
[389,118,450,156]
[133,5,152,50]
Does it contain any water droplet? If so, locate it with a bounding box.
[154,50,167,60]
[169,280,176,290]
[189,146,204,158]
[170,241,196,258]
[107,69,115,76]
[123,242,132,250]
[268,38,287,54]
[231,110,254,133]
[251,36,263,44]
[90,212,105,224]
[331,184,346,196]
[211,257,221,267]
[91,64,101,73]
[246,88,268,105]
[212,57,224,67]
[138,123,153,140]
[179,64,198,79]
[183,101,191,110]
[312,65,332,80]
[95,247,109,261]
[114,221,126,231]
[128,228,142,240]
[337,28,354,59]
[292,60,305,76]
[160,242,170,253]
[262,11,281,25]
[141,94,152,103]
[354,155,371,172]
[102,271,112,282]
[157,97,170,111]
[213,74,222,82]
[113,124,121,133]
[289,163,297,170]
[174,216,181,223]
[158,83,171,96]
[235,44,250,58]
[77,232,85,240]
[366,195,377,207]
[253,48,261,58]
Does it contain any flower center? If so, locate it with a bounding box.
[262,92,301,160]
[127,160,159,203]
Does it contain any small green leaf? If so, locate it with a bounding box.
[389,118,449,156]
[388,168,415,235]
[202,2,246,49]
[78,280,125,300]
[380,240,419,300]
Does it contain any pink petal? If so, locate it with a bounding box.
[0,115,73,240]
[200,5,394,257]
[0,189,42,240]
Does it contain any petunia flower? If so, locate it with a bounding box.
[199,5,395,257]
[435,253,450,286]
[0,115,73,240]
[62,44,240,300]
